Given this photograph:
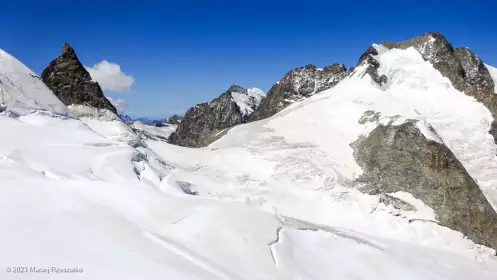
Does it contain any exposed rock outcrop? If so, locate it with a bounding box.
[352,118,497,251]
[165,114,183,125]
[168,85,264,147]
[381,32,497,143]
[41,43,117,114]
[355,45,388,86]
[250,63,348,121]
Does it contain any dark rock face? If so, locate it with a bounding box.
[355,45,388,86]
[41,43,116,114]
[165,114,183,125]
[352,118,497,250]
[168,85,262,147]
[382,32,497,143]
[250,63,347,121]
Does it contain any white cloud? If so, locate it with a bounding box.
[106,97,126,114]
[85,60,135,92]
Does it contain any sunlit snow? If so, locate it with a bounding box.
[1,47,497,280]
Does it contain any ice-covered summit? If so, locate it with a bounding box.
[228,85,265,117]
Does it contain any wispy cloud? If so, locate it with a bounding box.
[85,60,134,92]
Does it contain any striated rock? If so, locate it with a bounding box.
[41,43,117,114]
[250,63,347,121]
[382,32,497,143]
[352,119,497,250]
[168,85,264,147]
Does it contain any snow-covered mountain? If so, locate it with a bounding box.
[2,31,497,280]
[230,87,265,117]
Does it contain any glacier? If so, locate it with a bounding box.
[1,43,497,280]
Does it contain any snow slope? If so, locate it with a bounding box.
[231,88,265,117]
[2,47,497,279]
[130,121,177,141]
[0,49,68,116]
[485,64,497,93]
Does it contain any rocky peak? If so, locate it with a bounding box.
[357,45,379,65]
[323,63,347,74]
[380,31,497,143]
[61,42,78,60]
[227,84,247,93]
[356,45,387,86]
[382,32,454,63]
[41,43,117,114]
[251,62,348,121]
[168,85,264,147]
[304,64,317,70]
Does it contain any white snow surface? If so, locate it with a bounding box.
[2,47,497,279]
[231,87,265,116]
[0,49,68,116]
[485,64,497,93]
[130,121,177,141]
[68,105,142,146]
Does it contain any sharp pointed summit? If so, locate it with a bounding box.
[41,43,117,114]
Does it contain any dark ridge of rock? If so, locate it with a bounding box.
[356,45,388,86]
[168,103,215,147]
[351,118,497,250]
[357,45,379,65]
[165,114,183,125]
[382,32,497,143]
[41,43,117,114]
[168,85,262,147]
[250,63,348,121]
[378,194,416,212]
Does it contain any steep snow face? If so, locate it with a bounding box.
[0,49,68,116]
[485,64,497,93]
[230,88,265,116]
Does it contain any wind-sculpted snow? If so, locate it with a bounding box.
[0,49,68,116]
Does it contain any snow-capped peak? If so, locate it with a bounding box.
[230,87,265,117]
[0,49,68,116]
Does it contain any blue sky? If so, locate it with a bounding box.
[3,0,497,117]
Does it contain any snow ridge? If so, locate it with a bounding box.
[0,49,68,116]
